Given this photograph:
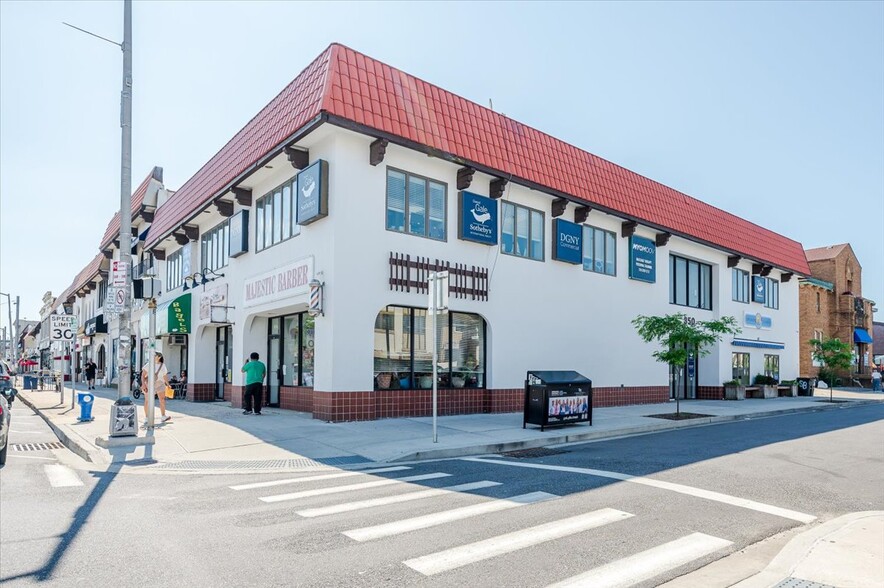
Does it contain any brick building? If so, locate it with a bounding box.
[799,244,875,383]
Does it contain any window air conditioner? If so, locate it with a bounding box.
[169,334,187,345]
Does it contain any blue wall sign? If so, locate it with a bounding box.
[228,209,249,258]
[744,312,772,329]
[552,219,582,264]
[687,355,696,379]
[458,191,498,245]
[296,159,329,226]
[752,276,766,303]
[628,235,656,283]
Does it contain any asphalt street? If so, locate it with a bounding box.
[1,404,882,587]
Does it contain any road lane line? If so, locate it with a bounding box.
[546,532,733,588]
[297,480,501,518]
[230,466,410,491]
[259,472,451,503]
[403,508,633,576]
[43,464,84,488]
[345,491,558,542]
[463,457,816,524]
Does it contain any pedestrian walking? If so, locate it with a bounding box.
[872,369,882,392]
[141,352,171,427]
[84,360,97,390]
[241,352,267,415]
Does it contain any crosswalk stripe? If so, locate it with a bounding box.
[229,466,410,491]
[297,480,502,518]
[43,464,84,488]
[259,472,451,503]
[464,457,817,524]
[345,491,558,542]
[403,508,633,576]
[546,532,733,588]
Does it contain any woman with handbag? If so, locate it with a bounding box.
[140,352,172,427]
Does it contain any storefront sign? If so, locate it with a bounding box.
[628,236,656,283]
[744,312,772,329]
[296,160,329,225]
[141,294,191,337]
[200,283,228,321]
[84,315,108,336]
[551,218,582,264]
[243,256,314,308]
[228,209,249,258]
[752,276,766,303]
[458,191,498,245]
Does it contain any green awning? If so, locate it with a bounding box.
[140,293,191,337]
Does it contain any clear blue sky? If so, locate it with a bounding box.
[1,1,882,321]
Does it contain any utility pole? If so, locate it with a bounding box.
[116,0,133,402]
[14,295,20,361]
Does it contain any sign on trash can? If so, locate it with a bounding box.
[524,370,592,431]
[109,396,137,437]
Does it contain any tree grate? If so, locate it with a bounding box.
[501,448,568,459]
[11,442,66,452]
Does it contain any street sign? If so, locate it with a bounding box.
[50,315,77,342]
[105,286,124,312]
[111,260,129,287]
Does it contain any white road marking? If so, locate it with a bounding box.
[546,532,733,588]
[43,464,84,487]
[7,454,56,460]
[345,491,558,542]
[259,472,451,503]
[229,466,410,491]
[403,508,633,576]
[464,457,817,524]
[297,480,501,518]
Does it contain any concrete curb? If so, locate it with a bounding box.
[16,391,104,464]
[389,399,880,462]
[731,511,884,588]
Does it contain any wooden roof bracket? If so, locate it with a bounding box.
[369,138,389,166]
[551,198,568,218]
[284,146,310,170]
[232,187,252,207]
[621,220,637,238]
[655,232,671,247]
[574,206,591,224]
[727,255,741,268]
[490,177,508,199]
[457,166,475,191]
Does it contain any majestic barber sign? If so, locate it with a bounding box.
[243,256,314,308]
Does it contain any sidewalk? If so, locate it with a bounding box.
[14,378,882,471]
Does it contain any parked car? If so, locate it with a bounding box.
[0,387,14,465]
[0,361,13,393]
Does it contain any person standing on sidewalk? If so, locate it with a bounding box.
[872,369,882,392]
[141,352,171,427]
[84,360,97,390]
[241,352,266,415]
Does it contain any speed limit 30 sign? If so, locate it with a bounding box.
[50,315,78,342]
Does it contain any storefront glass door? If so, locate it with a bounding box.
[215,326,230,400]
[268,319,281,406]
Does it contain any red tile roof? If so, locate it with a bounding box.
[99,167,162,251]
[53,253,105,310]
[146,43,810,275]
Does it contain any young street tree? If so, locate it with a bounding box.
[632,313,740,416]
[810,336,854,402]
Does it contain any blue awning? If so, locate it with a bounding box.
[854,328,873,344]
[732,339,785,350]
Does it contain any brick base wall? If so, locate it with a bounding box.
[187,383,216,402]
[280,386,313,413]
[593,386,668,406]
[696,386,725,400]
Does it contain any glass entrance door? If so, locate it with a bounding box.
[215,326,230,400]
[669,345,697,400]
[268,319,281,406]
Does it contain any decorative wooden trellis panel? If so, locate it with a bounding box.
[389,252,488,301]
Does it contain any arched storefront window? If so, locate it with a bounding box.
[97,345,106,376]
[374,306,485,390]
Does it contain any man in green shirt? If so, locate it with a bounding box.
[241,352,267,415]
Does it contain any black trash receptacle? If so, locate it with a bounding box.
[796,377,814,396]
[524,370,592,431]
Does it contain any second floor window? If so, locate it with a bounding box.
[166,248,187,290]
[201,220,230,272]
[732,268,749,303]
[583,225,616,276]
[256,177,299,251]
[502,201,544,261]
[97,280,108,309]
[670,254,712,310]
[764,278,779,309]
[386,169,446,241]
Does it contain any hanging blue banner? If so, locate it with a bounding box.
[752,276,766,303]
[628,235,656,283]
[458,191,498,245]
[552,219,582,264]
[296,159,329,225]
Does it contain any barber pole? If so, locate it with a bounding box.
[308,279,323,317]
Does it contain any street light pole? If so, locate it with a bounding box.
[0,292,14,361]
[116,0,133,402]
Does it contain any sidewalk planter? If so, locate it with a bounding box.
[761,385,778,399]
[724,384,746,400]
[778,384,798,397]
